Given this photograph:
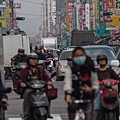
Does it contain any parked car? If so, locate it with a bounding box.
[56,45,119,81]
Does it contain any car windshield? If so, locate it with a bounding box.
[60,51,72,60]
[85,47,116,60]
[59,47,116,60]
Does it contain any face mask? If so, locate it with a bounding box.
[73,56,86,65]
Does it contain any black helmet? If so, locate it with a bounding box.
[28,53,38,59]
[97,54,108,64]
[35,45,42,50]
[18,48,25,53]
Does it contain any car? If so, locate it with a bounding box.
[56,45,118,81]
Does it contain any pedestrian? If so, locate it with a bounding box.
[64,47,99,120]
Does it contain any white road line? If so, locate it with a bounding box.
[8,114,62,120]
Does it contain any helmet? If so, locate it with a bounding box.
[27,53,38,65]
[97,54,108,64]
[35,45,42,50]
[28,53,38,59]
[18,48,25,53]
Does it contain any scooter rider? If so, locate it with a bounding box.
[93,54,119,120]
[64,47,99,120]
[11,48,28,65]
[17,53,53,120]
[35,45,46,60]
[11,48,28,91]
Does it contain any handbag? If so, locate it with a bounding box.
[46,85,58,100]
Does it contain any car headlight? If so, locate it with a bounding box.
[58,65,66,69]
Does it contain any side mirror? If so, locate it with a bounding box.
[110,60,120,67]
[67,58,72,61]
[51,72,56,78]
[5,87,12,93]
[54,57,58,61]
[11,58,15,61]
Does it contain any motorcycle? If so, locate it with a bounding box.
[13,62,27,98]
[26,80,49,120]
[0,87,11,120]
[46,58,54,73]
[99,79,119,120]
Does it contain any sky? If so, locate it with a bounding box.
[14,0,41,35]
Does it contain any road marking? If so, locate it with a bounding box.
[8,114,62,120]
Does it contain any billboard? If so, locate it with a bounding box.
[103,0,115,25]
[79,6,85,30]
[85,4,90,29]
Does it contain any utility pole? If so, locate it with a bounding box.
[0,23,5,85]
[9,0,14,30]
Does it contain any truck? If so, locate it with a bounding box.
[41,37,57,49]
[3,35,30,79]
[71,30,95,46]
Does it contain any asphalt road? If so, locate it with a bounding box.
[4,78,68,120]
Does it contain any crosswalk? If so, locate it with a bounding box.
[8,114,62,120]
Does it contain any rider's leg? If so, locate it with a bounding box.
[84,102,93,120]
[93,109,99,120]
[67,102,78,120]
[23,89,33,117]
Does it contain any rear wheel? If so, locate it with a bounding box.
[107,112,116,120]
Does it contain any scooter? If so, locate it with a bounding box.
[99,79,119,120]
[26,80,49,120]
[46,58,54,73]
[0,87,11,120]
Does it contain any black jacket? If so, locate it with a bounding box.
[12,54,28,65]
[36,53,46,60]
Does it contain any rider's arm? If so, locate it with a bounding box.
[0,77,7,100]
[90,71,99,91]
[110,69,120,80]
[17,68,27,85]
[63,65,72,95]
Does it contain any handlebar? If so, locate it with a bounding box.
[99,79,119,86]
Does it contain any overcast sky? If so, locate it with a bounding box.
[14,0,41,35]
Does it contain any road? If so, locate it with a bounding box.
[5,78,68,120]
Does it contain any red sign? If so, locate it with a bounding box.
[14,3,21,8]
[68,8,74,12]
[79,7,85,30]
[103,0,115,23]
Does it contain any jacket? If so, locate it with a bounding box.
[17,66,51,85]
[36,53,46,60]
[96,67,119,81]
[64,56,99,100]
[12,54,28,65]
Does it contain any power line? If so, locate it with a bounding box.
[17,12,41,16]
[19,0,42,5]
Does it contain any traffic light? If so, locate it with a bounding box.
[103,12,113,16]
[16,17,25,20]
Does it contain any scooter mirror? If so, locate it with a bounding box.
[51,72,56,78]
[110,60,120,67]
[5,87,12,93]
